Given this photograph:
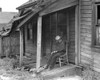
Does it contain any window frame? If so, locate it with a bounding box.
[92,3,100,47]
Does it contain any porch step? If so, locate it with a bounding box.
[40,65,82,80]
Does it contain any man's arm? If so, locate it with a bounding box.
[51,51,58,54]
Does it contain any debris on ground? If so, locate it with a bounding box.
[0,58,39,80]
[82,67,100,80]
[0,57,85,80]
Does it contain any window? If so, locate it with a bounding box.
[27,23,33,40]
[93,4,100,46]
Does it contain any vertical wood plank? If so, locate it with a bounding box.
[78,0,81,64]
[66,12,69,63]
[92,1,97,46]
[0,37,2,56]
[23,27,25,56]
[50,15,53,52]
[19,28,24,66]
[56,13,58,35]
[75,5,80,65]
[9,35,11,57]
[36,16,42,69]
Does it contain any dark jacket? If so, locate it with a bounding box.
[54,38,66,51]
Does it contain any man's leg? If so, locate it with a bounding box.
[36,52,58,73]
[46,52,57,69]
[49,51,65,69]
[49,56,57,69]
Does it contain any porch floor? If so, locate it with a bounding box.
[40,64,82,80]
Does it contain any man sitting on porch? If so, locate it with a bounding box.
[37,35,66,73]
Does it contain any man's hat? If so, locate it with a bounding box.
[55,35,61,40]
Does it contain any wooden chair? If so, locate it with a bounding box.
[58,53,68,67]
[58,43,69,67]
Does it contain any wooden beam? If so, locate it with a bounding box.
[75,5,80,65]
[0,36,2,56]
[40,0,78,16]
[66,12,69,63]
[36,16,42,69]
[19,28,24,66]
[78,0,81,64]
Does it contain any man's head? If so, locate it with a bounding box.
[55,35,62,42]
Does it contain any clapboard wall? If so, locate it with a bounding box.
[80,0,100,72]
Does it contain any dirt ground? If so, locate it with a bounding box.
[0,57,82,80]
[0,57,100,80]
[0,58,40,80]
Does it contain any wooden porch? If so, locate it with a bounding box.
[18,0,80,70]
[39,64,82,80]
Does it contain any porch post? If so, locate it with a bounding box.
[36,16,42,69]
[75,5,80,65]
[19,28,24,66]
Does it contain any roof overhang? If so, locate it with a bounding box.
[16,1,37,10]
[17,8,42,29]
[3,12,30,36]
[16,0,78,28]
[39,0,78,16]
[13,12,31,21]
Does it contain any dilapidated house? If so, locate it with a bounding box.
[16,0,79,68]
[9,0,100,74]
[0,11,31,57]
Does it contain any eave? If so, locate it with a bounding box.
[16,1,37,10]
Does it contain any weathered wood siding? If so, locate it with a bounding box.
[2,36,10,56]
[2,31,20,57]
[80,0,100,72]
[0,37,2,56]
